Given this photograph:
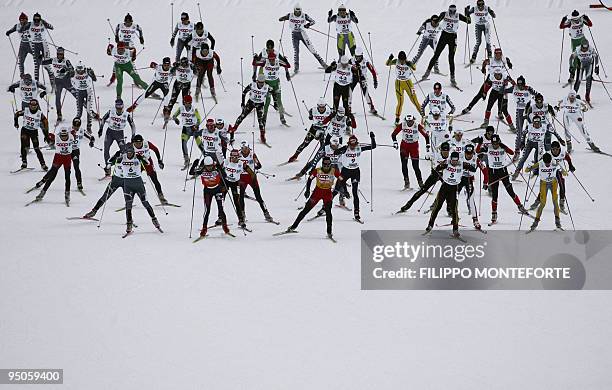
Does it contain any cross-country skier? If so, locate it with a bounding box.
[194,43,221,103]
[512,115,564,180]
[411,15,442,73]
[524,93,556,128]
[222,148,255,229]
[189,21,216,62]
[281,156,340,240]
[391,114,429,189]
[457,144,483,230]
[5,13,32,78]
[13,99,49,170]
[167,94,203,169]
[128,57,172,112]
[191,156,231,238]
[279,4,327,74]
[69,117,93,193]
[201,118,229,164]
[570,40,598,104]
[252,39,282,81]
[333,132,376,222]
[99,98,136,177]
[286,98,331,163]
[70,63,97,133]
[556,90,599,152]
[351,47,378,115]
[327,4,359,59]
[322,106,356,145]
[41,47,76,123]
[108,13,144,86]
[421,4,470,87]
[171,12,194,62]
[424,106,450,157]
[476,134,528,225]
[237,141,276,223]
[524,152,565,231]
[465,0,496,63]
[165,56,195,111]
[386,51,420,124]
[396,141,450,213]
[252,51,291,126]
[230,73,270,144]
[7,73,47,110]
[425,151,476,237]
[509,75,538,153]
[460,48,513,115]
[132,134,168,205]
[29,126,74,206]
[421,82,456,116]
[106,41,148,99]
[560,10,593,85]
[18,12,53,82]
[480,69,516,131]
[325,55,355,114]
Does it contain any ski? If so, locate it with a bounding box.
[207,223,233,229]
[25,199,41,207]
[10,167,34,174]
[589,148,612,157]
[586,101,594,109]
[306,213,324,222]
[327,235,337,243]
[432,71,448,76]
[261,141,273,148]
[122,231,133,238]
[115,206,126,212]
[273,229,298,237]
[518,211,535,219]
[450,84,463,92]
[66,216,99,221]
[98,175,111,181]
[561,81,572,88]
[421,229,432,236]
[416,77,429,85]
[281,122,291,127]
[266,219,281,225]
[353,218,364,224]
[487,220,497,226]
[450,233,467,243]
[555,227,565,232]
[285,175,301,181]
[25,184,41,194]
[225,231,236,238]
[77,189,86,196]
[180,164,190,171]
[155,203,181,207]
[277,160,297,167]
[239,226,253,233]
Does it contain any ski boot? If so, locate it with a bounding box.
[518,204,529,215]
[20,161,28,169]
[199,226,207,237]
[260,130,267,144]
[152,217,161,231]
[64,191,70,206]
[480,118,489,128]
[215,217,223,226]
[490,211,498,225]
[433,65,442,75]
[183,155,190,170]
[421,68,431,80]
[559,198,566,214]
[35,189,46,202]
[566,140,573,154]
[450,75,458,87]
[77,182,84,191]
[126,220,133,234]
[222,223,230,234]
[195,88,200,102]
[461,107,470,115]
[511,170,520,181]
[508,122,517,133]
[555,216,563,230]
[469,56,476,65]
[354,209,361,222]
[158,192,168,205]
[238,218,247,229]
[56,113,63,123]
[588,141,600,153]
[315,208,326,217]
[529,198,540,211]
[417,178,424,189]
[473,217,482,230]
[84,209,97,219]
[280,115,288,126]
[451,229,460,238]
[403,178,410,190]
[339,196,346,208]
[211,88,217,103]
[529,218,539,232]
[287,153,299,163]
[424,225,433,234]
[264,210,275,223]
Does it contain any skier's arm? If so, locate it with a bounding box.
[502,143,514,155]
[419,124,430,145]
[241,85,251,106]
[446,95,456,114]
[98,110,110,136]
[127,115,136,137]
[349,10,359,23]
[5,24,17,36]
[114,24,120,42]
[278,13,290,22]
[7,81,19,93]
[327,11,336,23]
[324,62,337,73]
[360,132,377,151]
[108,150,122,166]
[137,24,144,45]
[559,16,570,29]
[334,145,348,155]
[489,8,496,18]
[565,154,576,171]
[213,52,221,73]
[304,14,315,28]
[253,153,262,170]
[583,15,593,27]
[367,62,378,87]
[147,141,161,160]
[42,20,53,30]
[14,110,24,128]
[416,21,426,35]
[420,95,430,114]
[459,13,470,24]
[391,125,401,142]
[208,32,216,50]
[348,113,357,129]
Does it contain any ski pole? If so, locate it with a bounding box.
[464,23,468,64]
[564,191,576,231]
[322,70,332,98]
[518,171,533,231]
[309,27,336,40]
[552,115,581,144]
[161,122,169,161]
[417,181,438,213]
[588,26,608,78]
[197,2,203,22]
[355,24,375,65]
[570,171,595,202]
[217,73,227,92]
[358,188,370,204]
[142,162,168,215]
[170,3,174,35]
[106,18,116,37]
[406,34,420,58]
[189,163,197,238]
[279,40,305,125]
[382,65,391,119]
[182,137,196,192]
[150,76,173,125]
[595,74,612,102]
[279,20,286,43]
[558,29,565,83]
[467,24,473,84]
[257,170,276,178]
[293,180,309,201]
[324,21,331,81]
[7,36,18,61]
[96,181,113,229]
[491,18,503,53]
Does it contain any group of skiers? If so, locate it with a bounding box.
[5,2,607,240]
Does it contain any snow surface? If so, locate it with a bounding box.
[1,0,612,388]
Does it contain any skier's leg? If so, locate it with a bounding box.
[472,24,482,61]
[292,32,301,71]
[411,38,429,65]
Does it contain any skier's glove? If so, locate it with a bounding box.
[506,58,513,69]
[569,164,576,173]
[373,79,378,89]
[304,188,310,199]
[89,139,94,148]
[217,66,222,74]
[170,37,175,47]
[286,72,291,81]
[595,66,600,75]
[554,105,560,111]
[39,91,46,98]
[98,127,103,137]
[388,53,394,61]
[158,160,165,169]
[140,37,144,45]
[393,141,398,149]
[370,131,375,139]
[5,31,10,36]
[304,23,312,29]
[14,120,19,129]
[173,117,180,125]
[426,144,430,153]
[328,9,333,17]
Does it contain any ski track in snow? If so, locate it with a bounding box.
[1,1,612,389]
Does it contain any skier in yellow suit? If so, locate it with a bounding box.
[386,51,422,125]
[524,152,566,232]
